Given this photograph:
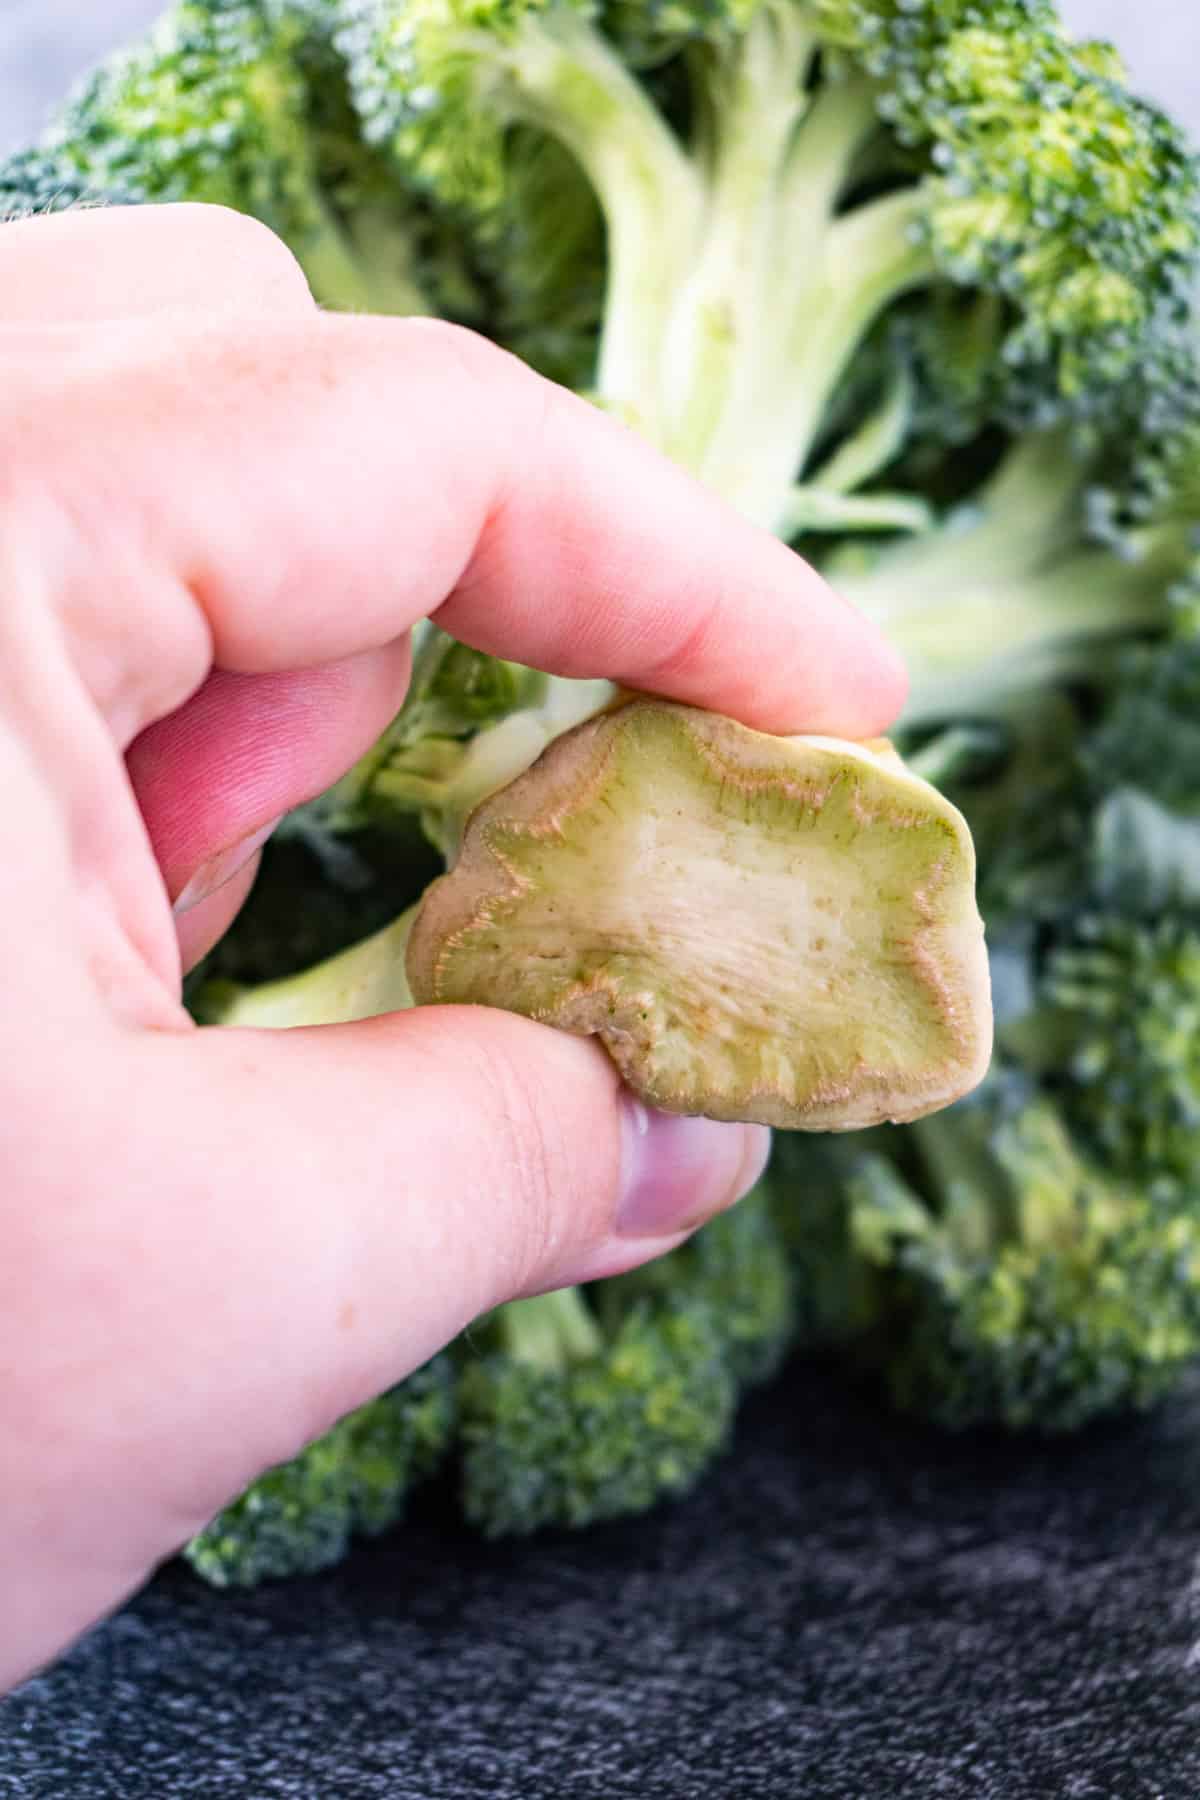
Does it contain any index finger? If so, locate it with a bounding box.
[32,308,905,743]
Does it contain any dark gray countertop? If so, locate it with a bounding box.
[5,1360,1200,1798]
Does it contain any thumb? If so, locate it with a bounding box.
[142,1007,771,1545]
[164,1007,768,1411]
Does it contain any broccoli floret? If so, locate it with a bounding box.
[604,1172,795,1390]
[5,0,481,319]
[336,0,1200,533]
[1083,636,1200,818]
[0,144,127,218]
[818,1079,1200,1433]
[184,1357,457,1586]
[457,1186,792,1537]
[457,1291,735,1537]
[1043,913,1200,1185]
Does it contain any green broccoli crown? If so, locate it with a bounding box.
[600,1177,796,1389]
[1083,637,1200,821]
[338,0,1200,496]
[0,144,125,218]
[841,1080,1200,1432]
[6,0,483,319]
[184,1356,457,1587]
[45,2,322,221]
[1044,914,1200,1186]
[458,1292,737,1537]
[915,28,1196,408]
[457,1186,793,1536]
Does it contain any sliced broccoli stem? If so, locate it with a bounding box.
[491,1285,603,1371]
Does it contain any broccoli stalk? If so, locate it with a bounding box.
[405,696,993,1130]
[491,1286,606,1370]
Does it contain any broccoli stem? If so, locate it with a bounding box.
[490,1285,603,1370]
[805,359,920,499]
[907,1109,1014,1260]
[200,906,418,1028]
[834,433,1180,726]
[370,671,615,857]
[781,486,934,535]
[504,10,702,434]
[290,205,429,315]
[668,53,929,524]
[657,7,814,467]
[492,8,931,531]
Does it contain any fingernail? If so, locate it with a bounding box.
[172,817,283,916]
[617,1098,771,1240]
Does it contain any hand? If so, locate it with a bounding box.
[0,203,905,1689]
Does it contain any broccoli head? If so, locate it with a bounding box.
[804,1079,1200,1433]
[457,1185,793,1537]
[3,0,482,320]
[337,0,1200,532]
[185,1356,458,1586]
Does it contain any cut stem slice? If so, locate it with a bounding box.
[407,700,993,1130]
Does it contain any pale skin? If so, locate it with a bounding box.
[0,203,906,1691]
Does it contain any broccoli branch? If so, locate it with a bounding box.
[831,431,1184,727]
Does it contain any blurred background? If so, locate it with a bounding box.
[1,0,1198,156]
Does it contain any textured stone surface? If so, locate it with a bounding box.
[5,1361,1200,1797]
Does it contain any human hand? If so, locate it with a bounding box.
[0,203,905,1690]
